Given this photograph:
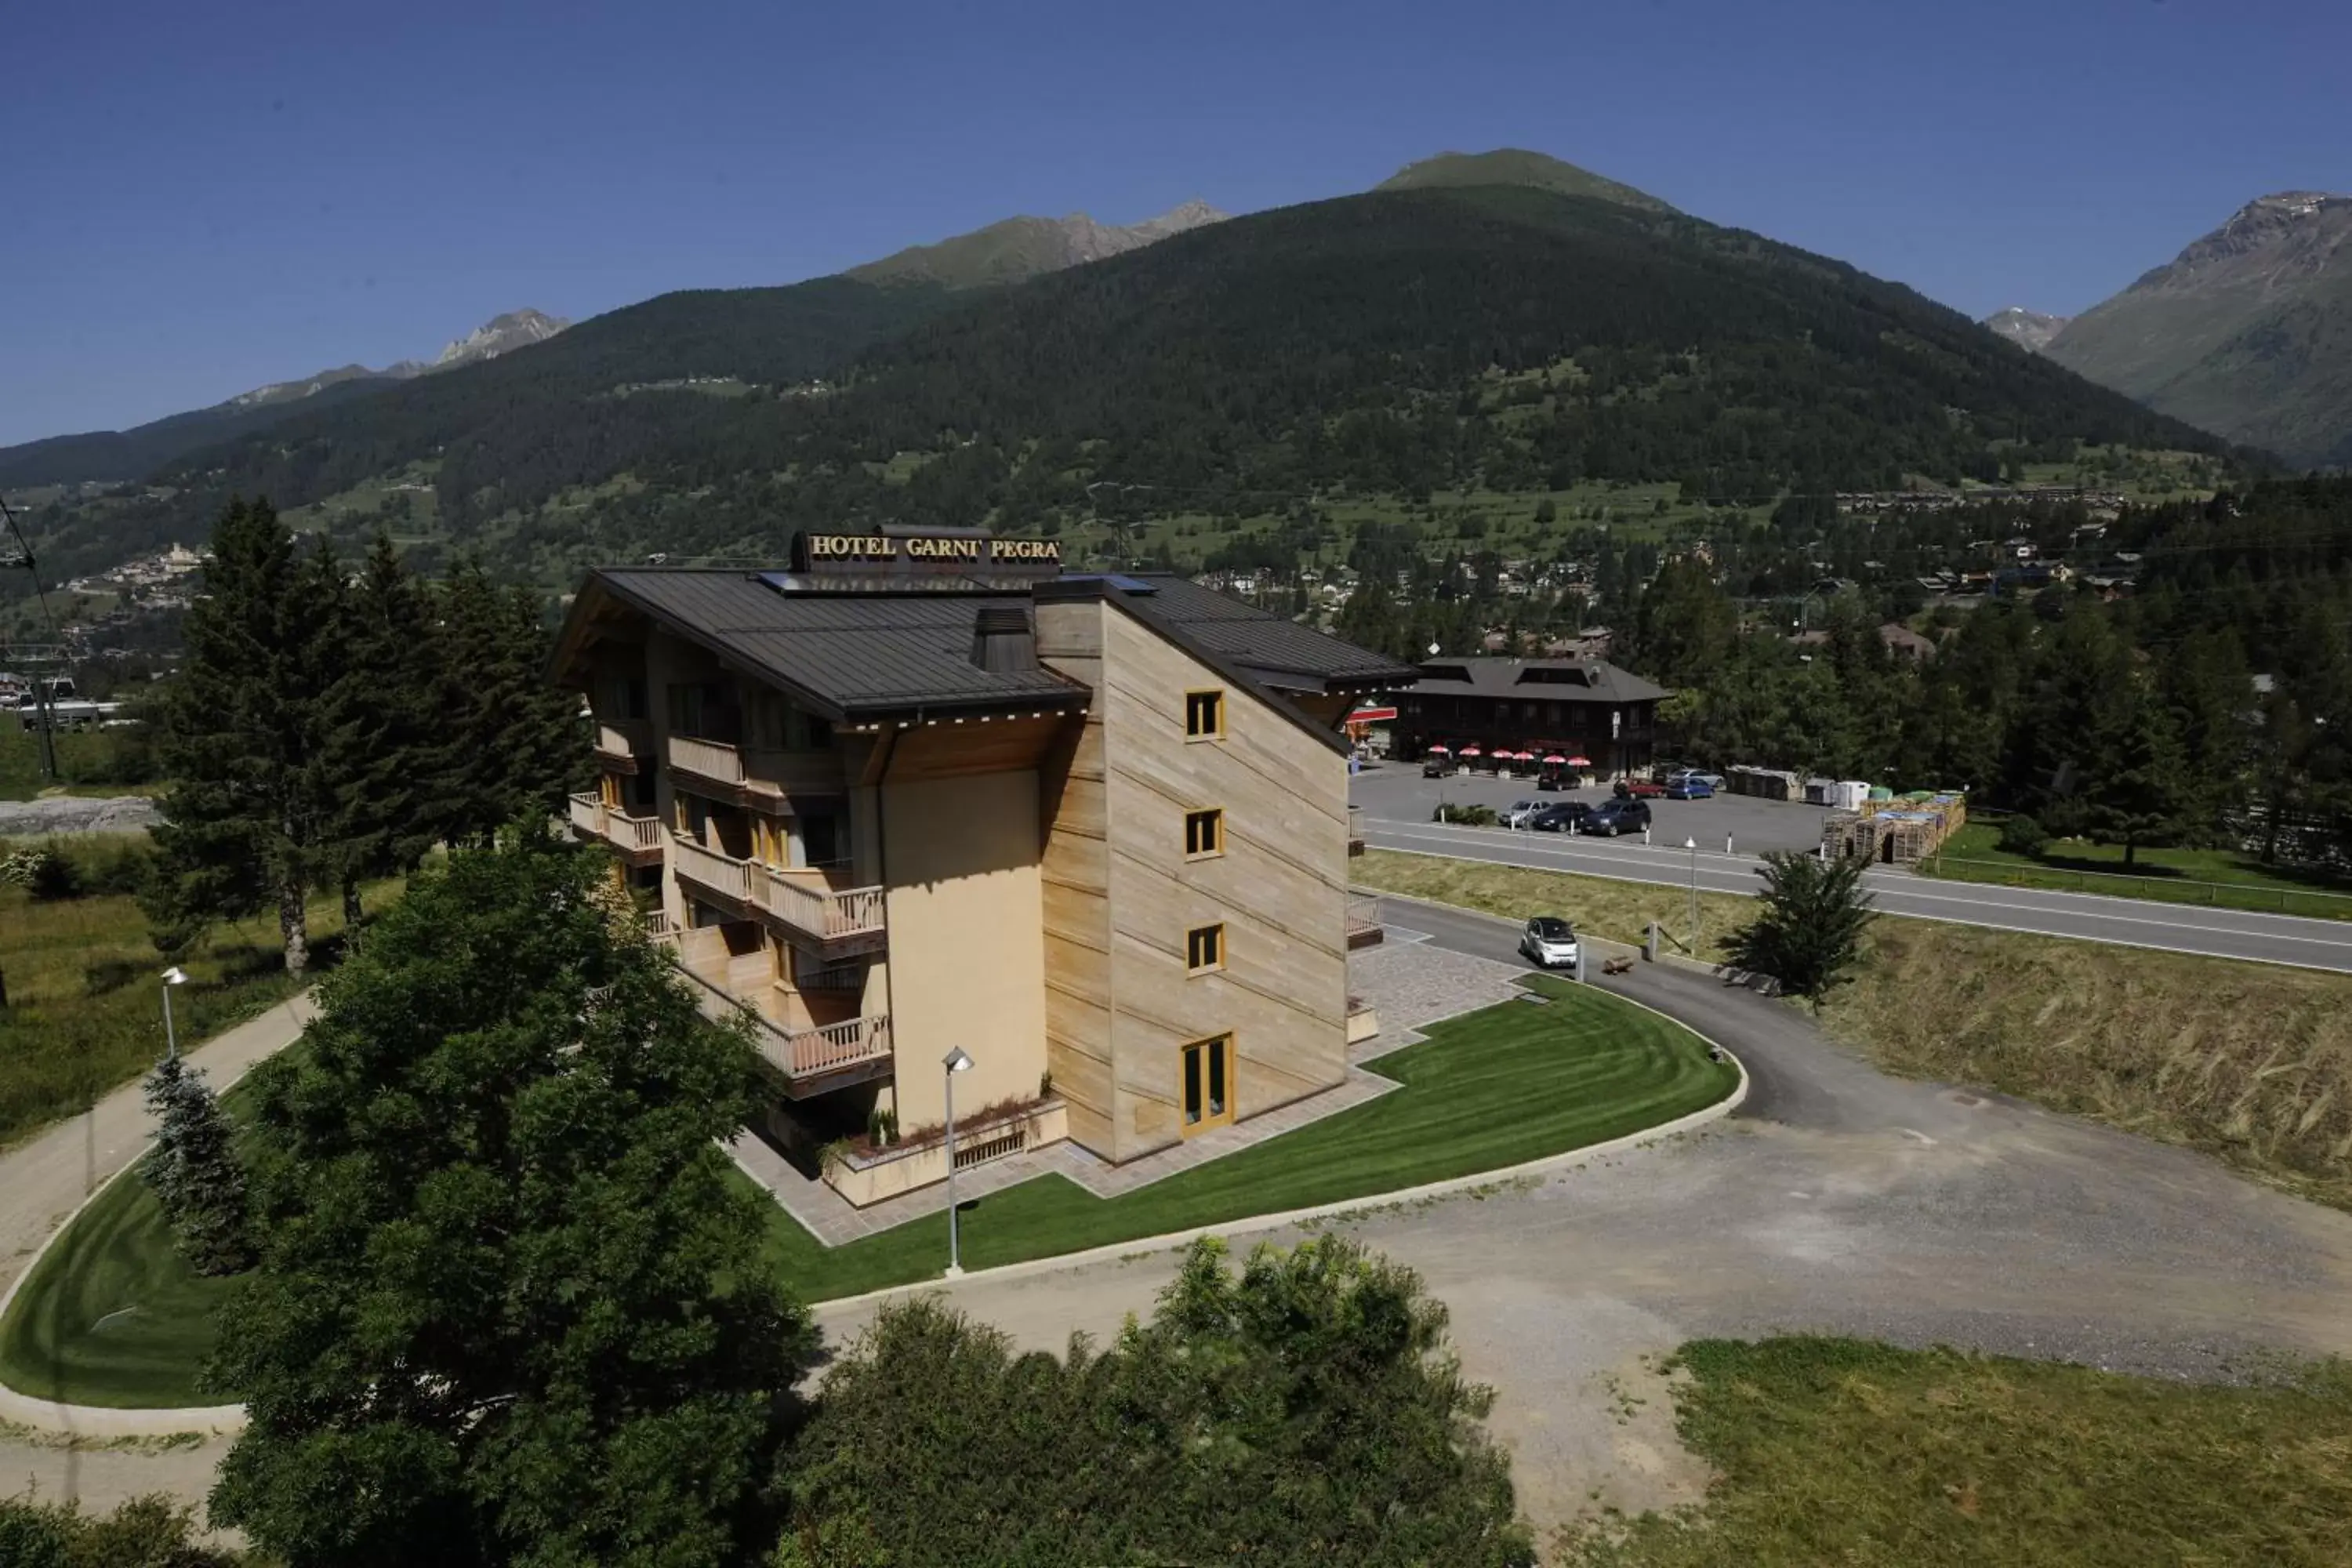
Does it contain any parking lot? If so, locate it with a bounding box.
[1349,760,1833,855]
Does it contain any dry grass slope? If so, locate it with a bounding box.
[1355,848,1748,963]
[1820,920,2352,1213]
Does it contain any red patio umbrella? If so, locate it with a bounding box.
[1566,755,1592,768]
[1542,753,1567,764]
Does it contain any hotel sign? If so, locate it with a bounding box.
[793,532,1062,570]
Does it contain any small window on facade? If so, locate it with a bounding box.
[1184,808,1223,858]
[1185,689,1225,739]
[1186,923,1224,973]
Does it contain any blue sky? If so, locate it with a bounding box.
[5,0,2346,447]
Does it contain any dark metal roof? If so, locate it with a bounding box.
[1115,575,1421,691]
[1406,657,1667,705]
[575,571,1085,720]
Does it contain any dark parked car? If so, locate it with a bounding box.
[1664,778,1715,800]
[1579,800,1652,835]
[1529,802,1591,832]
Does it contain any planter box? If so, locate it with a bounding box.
[1345,1002,1381,1047]
[826,1101,1069,1209]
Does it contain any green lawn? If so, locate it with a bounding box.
[0,728,158,800]
[0,1162,238,1409]
[1556,1337,2352,1566]
[753,976,1738,1301]
[0,980,1734,1406]
[1919,822,2352,920]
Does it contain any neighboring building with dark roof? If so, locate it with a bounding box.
[1393,656,1668,780]
[549,532,1415,1204]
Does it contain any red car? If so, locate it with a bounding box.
[1613,778,1666,799]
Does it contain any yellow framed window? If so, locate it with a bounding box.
[1185,688,1225,739]
[1184,808,1223,859]
[1185,923,1224,974]
[1181,1035,1236,1133]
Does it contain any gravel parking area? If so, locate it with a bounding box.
[1351,761,1831,854]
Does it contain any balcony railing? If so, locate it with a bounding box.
[596,717,652,759]
[605,810,661,851]
[670,840,888,950]
[1345,891,1385,949]
[780,1014,893,1078]
[666,733,847,799]
[1348,804,1365,855]
[671,836,752,903]
[794,960,866,990]
[569,793,662,855]
[754,863,887,944]
[665,955,893,1083]
[668,733,746,787]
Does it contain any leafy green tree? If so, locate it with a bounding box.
[778,1235,1531,1568]
[140,1051,252,1276]
[1725,849,1877,1004]
[209,829,812,1568]
[144,499,339,971]
[0,1492,249,1566]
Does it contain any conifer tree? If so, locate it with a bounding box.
[140,1051,252,1276]
[436,560,585,845]
[317,534,452,939]
[144,499,339,971]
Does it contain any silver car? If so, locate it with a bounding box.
[1501,800,1544,829]
[1519,916,1581,970]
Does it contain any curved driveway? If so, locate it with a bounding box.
[822,896,2352,1535]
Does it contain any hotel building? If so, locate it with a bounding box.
[550,532,1414,1203]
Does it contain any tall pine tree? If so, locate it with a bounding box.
[437,561,585,847]
[145,499,339,971]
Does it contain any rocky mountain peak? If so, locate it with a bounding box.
[434,308,570,368]
[1983,306,2070,353]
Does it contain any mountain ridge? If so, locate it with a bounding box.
[844,200,1229,290]
[1982,306,2070,353]
[2043,191,2352,466]
[1374,148,1675,214]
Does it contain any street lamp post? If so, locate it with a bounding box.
[1683,839,1699,948]
[160,965,188,1058]
[942,1046,975,1277]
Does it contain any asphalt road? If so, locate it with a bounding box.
[1360,812,2352,974]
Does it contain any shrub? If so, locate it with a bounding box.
[26,848,80,902]
[1435,803,1499,826]
[71,835,158,896]
[1997,814,2050,858]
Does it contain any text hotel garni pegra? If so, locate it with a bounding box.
[551,528,1417,1205]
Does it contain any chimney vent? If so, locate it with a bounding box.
[971,606,1038,673]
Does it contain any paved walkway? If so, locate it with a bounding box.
[731,934,1532,1246]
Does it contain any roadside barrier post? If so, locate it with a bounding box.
[1726,833,1733,855]
[1645,921,1659,963]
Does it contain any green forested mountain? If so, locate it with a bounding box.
[844,198,1229,290]
[20,178,2233,590]
[1375,148,1675,213]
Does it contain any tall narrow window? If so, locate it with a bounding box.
[1181,1035,1236,1133]
[1185,688,1225,739]
[1186,923,1224,974]
[1184,808,1223,858]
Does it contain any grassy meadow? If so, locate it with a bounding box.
[0,834,390,1149]
[1353,847,1749,962]
[1921,821,2352,920]
[1558,1337,2352,1566]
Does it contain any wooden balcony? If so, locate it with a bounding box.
[1348,804,1366,856]
[666,734,846,809]
[1345,891,1385,950]
[752,863,887,956]
[662,942,892,1097]
[670,839,888,958]
[568,792,665,866]
[595,717,652,764]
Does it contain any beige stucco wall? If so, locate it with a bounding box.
[880,769,1051,1132]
